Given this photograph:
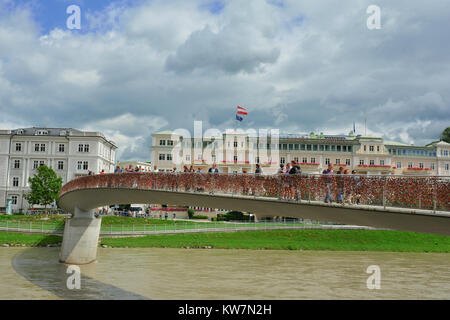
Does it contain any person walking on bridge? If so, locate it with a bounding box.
[322,164,334,203]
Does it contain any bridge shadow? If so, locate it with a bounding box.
[11,238,149,300]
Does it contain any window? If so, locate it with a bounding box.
[255,157,260,164]
[445,163,449,171]
[78,161,89,170]
[360,160,364,165]
[13,177,19,187]
[364,145,367,152]
[167,140,174,146]
[294,144,299,150]
[15,143,22,152]
[283,144,288,150]
[159,140,166,146]
[307,145,312,151]
[166,154,173,161]
[370,160,375,165]
[331,145,336,152]
[234,141,238,148]
[444,150,449,157]
[78,144,84,152]
[336,146,341,152]
[313,145,318,151]
[396,162,402,169]
[233,155,238,161]
[159,154,166,161]
[185,155,191,162]
[419,162,424,169]
[40,161,45,167]
[325,158,330,165]
[40,144,45,152]
[289,144,293,150]
[280,157,285,164]
[35,144,40,152]
[430,163,435,170]
[346,159,350,165]
[377,146,380,152]
[301,144,306,151]
[57,161,64,170]
[335,159,340,165]
[408,162,413,168]
[84,144,89,153]
[325,145,330,151]
[319,145,324,151]
[58,144,65,152]
[369,146,374,152]
[343,146,347,152]
[294,157,299,163]
[33,161,39,169]
[310,157,316,163]
[14,160,20,169]
[11,195,18,205]
[380,160,385,166]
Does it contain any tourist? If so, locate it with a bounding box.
[352,170,361,204]
[88,170,93,176]
[322,164,334,203]
[277,164,285,174]
[189,165,194,172]
[208,163,219,173]
[183,165,189,172]
[114,166,121,173]
[288,160,301,200]
[255,163,263,175]
[165,212,168,220]
[100,169,105,174]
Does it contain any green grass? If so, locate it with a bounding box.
[0,232,62,246]
[100,229,450,253]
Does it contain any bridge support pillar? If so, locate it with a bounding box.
[60,208,101,265]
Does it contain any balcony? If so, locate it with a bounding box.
[355,164,395,174]
[403,167,432,175]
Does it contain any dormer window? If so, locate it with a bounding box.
[35,130,48,136]
[17,129,24,135]
[60,130,67,136]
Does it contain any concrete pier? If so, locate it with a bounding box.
[60,208,101,265]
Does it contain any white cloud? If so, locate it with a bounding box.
[0,0,449,161]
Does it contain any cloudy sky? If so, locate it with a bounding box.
[0,0,449,161]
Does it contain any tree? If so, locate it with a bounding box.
[187,208,195,219]
[24,165,63,211]
[440,127,450,143]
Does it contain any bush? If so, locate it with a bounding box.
[192,215,209,220]
[187,208,195,219]
[217,211,252,221]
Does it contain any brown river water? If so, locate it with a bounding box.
[0,247,449,299]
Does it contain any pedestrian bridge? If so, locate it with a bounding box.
[57,172,450,264]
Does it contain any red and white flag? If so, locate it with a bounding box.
[237,106,248,115]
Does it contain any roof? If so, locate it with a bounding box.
[383,140,410,146]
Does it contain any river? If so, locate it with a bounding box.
[0,247,449,299]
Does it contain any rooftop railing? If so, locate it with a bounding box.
[60,172,450,212]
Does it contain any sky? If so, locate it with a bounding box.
[0,0,449,161]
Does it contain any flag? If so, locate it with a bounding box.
[353,121,356,133]
[236,106,247,121]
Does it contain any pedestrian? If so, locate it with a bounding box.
[322,164,334,203]
[255,163,263,175]
[277,164,285,174]
[208,163,219,173]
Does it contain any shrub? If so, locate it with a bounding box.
[187,208,195,219]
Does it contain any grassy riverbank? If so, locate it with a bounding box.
[0,232,62,247]
[100,229,450,253]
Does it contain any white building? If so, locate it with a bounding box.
[116,161,152,172]
[0,127,117,212]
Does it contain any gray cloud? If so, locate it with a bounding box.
[0,0,449,162]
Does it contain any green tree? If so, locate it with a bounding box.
[187,208,195,219]
[24,165,63,211]
[440,127,450,143]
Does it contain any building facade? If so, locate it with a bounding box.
[116,161,152,172]
[0,127,117,212]
[151,130,450,176]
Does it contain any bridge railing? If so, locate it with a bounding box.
[60,173,450,212]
